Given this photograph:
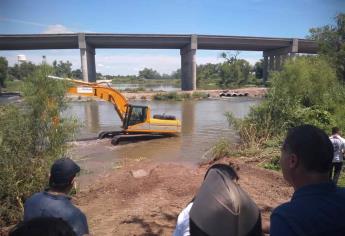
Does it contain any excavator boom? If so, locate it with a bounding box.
[66,79,127,121]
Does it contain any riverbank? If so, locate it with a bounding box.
[67,87,267,101]
[74,152,292,235]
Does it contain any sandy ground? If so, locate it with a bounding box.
[75,157,292,236]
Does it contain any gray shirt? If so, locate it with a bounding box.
[330,135,345,162]
[24,191,89,236]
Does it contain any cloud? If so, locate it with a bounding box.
[42,24,74,34]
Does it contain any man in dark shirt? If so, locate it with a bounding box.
[24,157,89,236]
[270,125,345,236]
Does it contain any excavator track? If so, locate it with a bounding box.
[110,134,168,145]
[98,131,171,145]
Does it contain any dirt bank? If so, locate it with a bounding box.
[75,157,292,236]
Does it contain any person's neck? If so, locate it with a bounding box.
[47,189,69,196]
[292,173,330,191]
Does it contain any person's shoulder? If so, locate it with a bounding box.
[62,201,87,218]
[25,192,45,203]
[336,187,345,196]
[272,202,292,215]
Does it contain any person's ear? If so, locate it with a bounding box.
[288,153,299,169]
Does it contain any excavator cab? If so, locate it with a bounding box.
[123,105,148,128]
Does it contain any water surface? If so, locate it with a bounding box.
[67,98,260,168]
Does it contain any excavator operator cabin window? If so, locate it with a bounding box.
[128,106,147,126]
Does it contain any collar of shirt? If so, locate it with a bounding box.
[291,182,336,201]
[43,191,71,200]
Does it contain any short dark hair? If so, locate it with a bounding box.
[10,217,76,236]
[282,125,333,173]
[49,175,75,192]
[332,127,340,135]
[204,164,239,181]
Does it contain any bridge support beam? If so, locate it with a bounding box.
[180,35,197,91]
[263,56,268,84]
[275,55,281,70]
[262,38,299,83]
[78,33,96,82]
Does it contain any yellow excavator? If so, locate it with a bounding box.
[55,77,181,145]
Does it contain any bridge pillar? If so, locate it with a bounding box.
[78,33,96,82]
[269,56,274,72]
[275,55,281,70]
[180,35,197,91]
[263,56,268,84]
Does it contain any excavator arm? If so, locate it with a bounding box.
[66,79,128,122]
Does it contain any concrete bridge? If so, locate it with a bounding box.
[0,33,318,90]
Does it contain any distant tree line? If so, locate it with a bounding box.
[0,53,265,92]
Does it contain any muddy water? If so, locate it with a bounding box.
[67,98,260,180]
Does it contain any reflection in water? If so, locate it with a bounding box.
[68,98,261,177]
[181,101,195,134]
[84,101,100,133]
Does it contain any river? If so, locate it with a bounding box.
[66,98,260,177]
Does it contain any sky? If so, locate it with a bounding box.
[0,0,344,75]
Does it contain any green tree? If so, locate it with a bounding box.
[218,52,252,87]
[254,59,263,79]
[0,64,77,226]
[0,57,8,91]
[197,63,220,85]
[8,62,37,80]
[71,69,82,80]
[228,56,345,148]
[52,60,73,78]
[96,72,103,80]
[138,68,161,80]
[8,64,20,80]
[309,13,345,82]
[170,69,181,80]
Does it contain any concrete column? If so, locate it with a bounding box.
[78,33,96,82]
[263,55,268,84]
[180,35,197,91]
[269,55,275,72]
[275,55,281,71]
[281,54,288,64]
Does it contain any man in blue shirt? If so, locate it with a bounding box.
[24,157,89,236]
[270,125,345,236]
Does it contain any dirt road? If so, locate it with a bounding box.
[75,157,292,235]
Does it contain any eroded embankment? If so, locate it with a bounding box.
[74,157,292,236]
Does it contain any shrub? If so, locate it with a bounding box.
[206,138,232,163]
[225,56,345,168]
[0,65,77,226]
[192,92,209,99]
[153,92,208,101]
